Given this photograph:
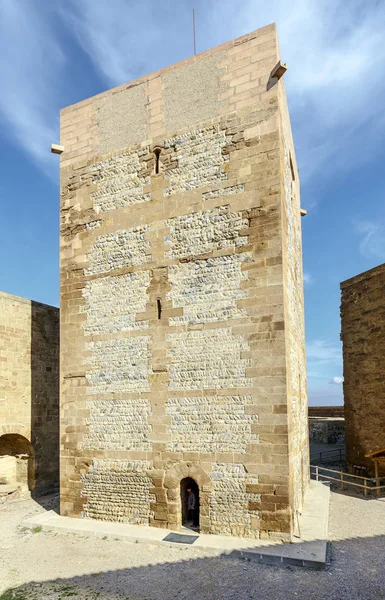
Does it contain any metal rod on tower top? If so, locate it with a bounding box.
[193,9,196,55]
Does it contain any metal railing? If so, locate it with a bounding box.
[310,464,385,497]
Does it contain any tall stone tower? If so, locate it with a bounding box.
[59,23,309,539]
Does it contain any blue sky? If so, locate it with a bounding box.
[1,0,385,405]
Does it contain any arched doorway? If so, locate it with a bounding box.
[0,434,34,491]
[180,477,199,531]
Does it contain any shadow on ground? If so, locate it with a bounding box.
[1,531,385,600]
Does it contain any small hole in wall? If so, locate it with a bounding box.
[157,298,162,320]
[154,148,161,174]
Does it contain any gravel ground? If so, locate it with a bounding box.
[1,490,385,600]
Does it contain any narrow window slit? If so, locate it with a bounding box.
[154,148,161,174]
[157,298,162,320]
[289,153,295,181]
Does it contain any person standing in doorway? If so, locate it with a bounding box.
[186,487,198,527]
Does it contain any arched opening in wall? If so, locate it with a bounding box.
[0,434,35,491]
[180,477,199,531]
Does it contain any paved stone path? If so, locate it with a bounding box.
[1,490,385,600]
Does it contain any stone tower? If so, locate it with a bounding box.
[341,264,385,476]
[59,23,309,539]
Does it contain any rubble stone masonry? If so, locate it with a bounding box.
[59,23,309,538]
[0,292,59,493]
[341,264,385,475]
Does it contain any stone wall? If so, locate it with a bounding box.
[59,24,308,538]
[82,271,150,334]
[308,418,345,445]
[81,459,154,524]
[308,406,344,418]
[80,399,152,451]
[167,253,250,325]
[278,83,309,515]
[89,148,151,213]
[85,337,152,394]
[341,264,385,475]
[0,292,59,494]
[167,329,252,390]
[85,226,151,275]
[209,463,260,538]
[166,396,258,453]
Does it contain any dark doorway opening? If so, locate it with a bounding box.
[180,477,199,531]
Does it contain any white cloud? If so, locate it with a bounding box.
[60,0,385,184]
[307,339,342,366]
[59,1,170,86]
[215,0,385,182]
[355,219,385,261]
[0,1,64,176]
[2,0,384,185]
[303,272,313,285]
[306,340,343,404]
[329,376,343,385]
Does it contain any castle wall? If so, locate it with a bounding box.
[308,406,344,419]
[0,292,59,493]
[308,418,345,446]
[60,23,308,538]
[341,264,385,475]
[277,82,309,514]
